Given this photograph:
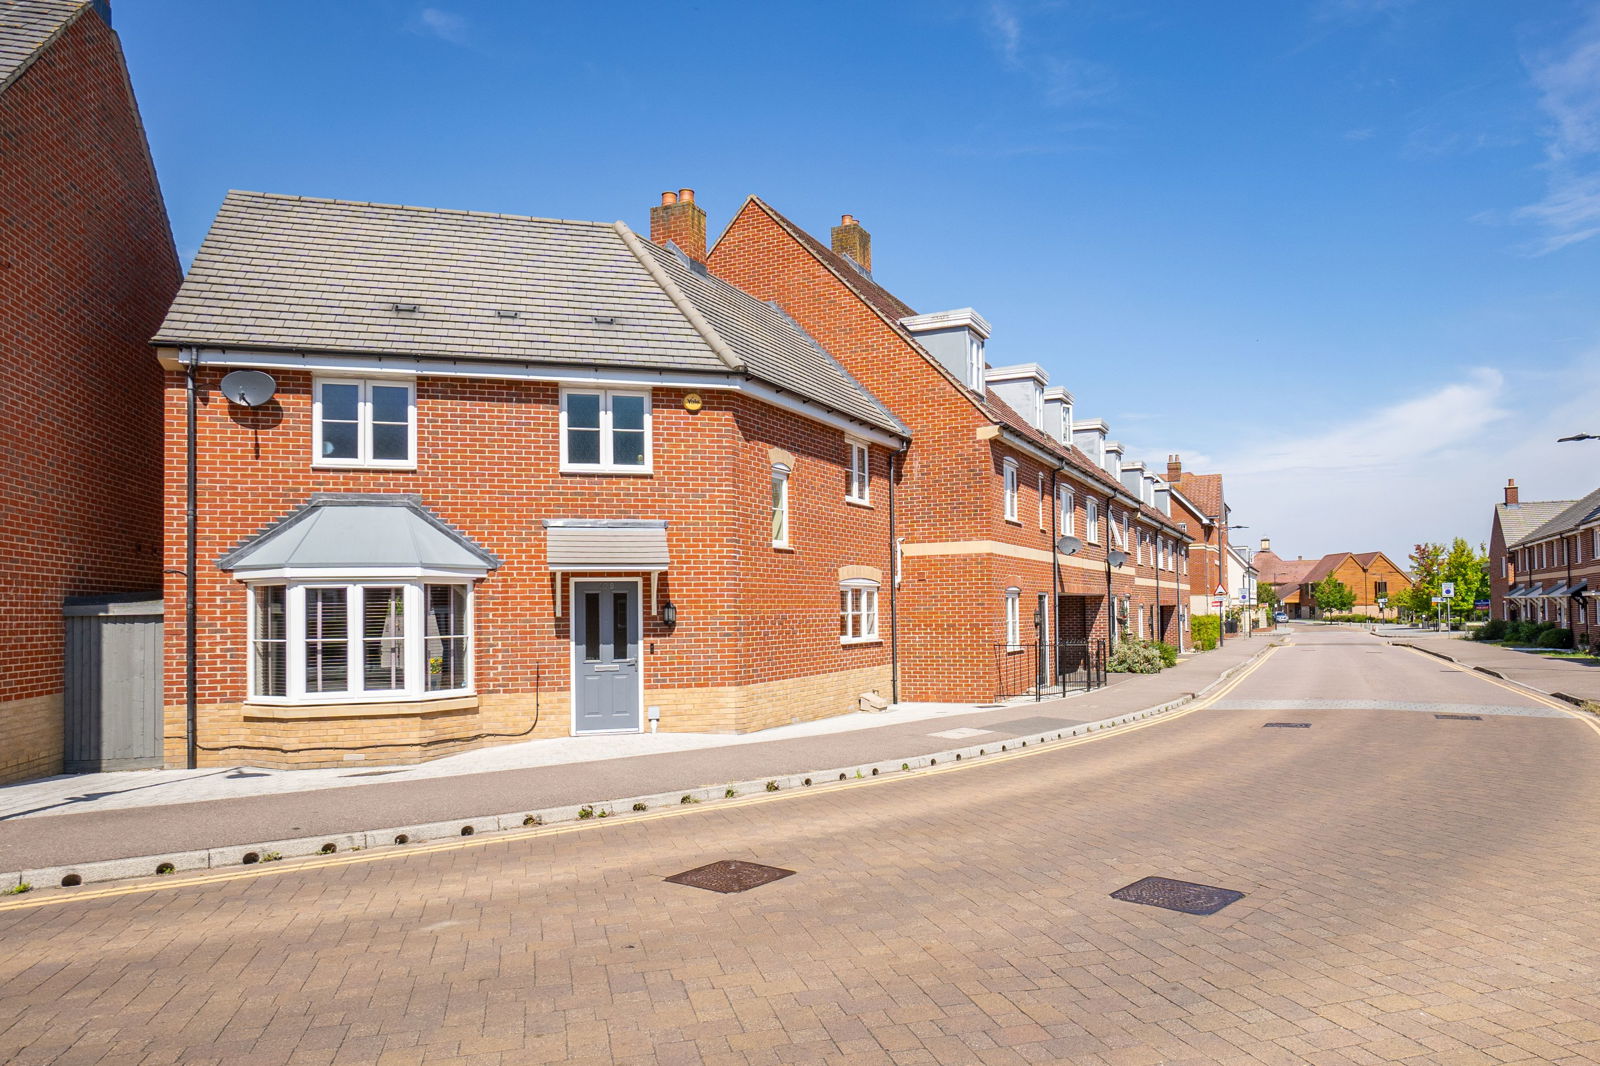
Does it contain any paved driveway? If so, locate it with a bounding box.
[3,629,1598,1065]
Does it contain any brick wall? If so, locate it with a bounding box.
[162,367,893,766]
[0,9,179,782]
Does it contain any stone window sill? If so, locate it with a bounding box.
[244,694,479,720]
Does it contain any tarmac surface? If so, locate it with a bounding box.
[3,628,1599,1065]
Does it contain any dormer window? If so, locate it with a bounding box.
[968,336,985,391]
[899,308,993,394]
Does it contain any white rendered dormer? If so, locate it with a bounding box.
[1043,386,1074,443]
[900,308,993,392]
[985,363,1050,429]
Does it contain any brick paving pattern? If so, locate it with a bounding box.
[3,630,1599,1065]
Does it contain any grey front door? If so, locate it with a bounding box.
[573,580,641,733]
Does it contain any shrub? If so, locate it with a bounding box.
[1477,618,1507,641]
[1538,627,1575,649]
[1107,639,1163,674]
[1152,641,1179,668]
[1191,615,1220,651]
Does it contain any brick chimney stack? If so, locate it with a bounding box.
[830,214,871,271]
[649,188,707,262]
[1504,478,1519,505]
[1167,454,1182,481]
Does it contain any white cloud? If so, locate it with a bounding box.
[1515,9,1600,253]
[1121,359,1600,567]
[986,1,1023,68]
[409,7,469,45]
[981,1,1115,108]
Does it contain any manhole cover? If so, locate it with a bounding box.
[1262,722,1310,728]
[1435,714,1482,720]
[664,860,794,894]
[1111,876,1244,915]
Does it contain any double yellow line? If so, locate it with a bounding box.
[0,647,1281,913]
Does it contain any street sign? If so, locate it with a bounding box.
[1377,598,1388,608]
[1474,600,1491,609]
[1212,599,1224,608]
[1430,596,1446,604]
[1441,582,1455,598]
[1214,584,1225,596]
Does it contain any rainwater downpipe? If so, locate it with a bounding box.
[888,449,901,706]
[1049,467,1061,686]
[184,346,199,770]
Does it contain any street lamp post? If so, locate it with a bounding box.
[1209,521,1248,641]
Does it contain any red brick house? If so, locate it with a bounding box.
[709,199,1193,701]
[1493,478,1600,645]
[0,0,180,782]
[1252,541,1411,617]
[151,190,908,769]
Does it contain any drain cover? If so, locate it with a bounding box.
[664,860,794,894]
[1262,722,1310,728]
[1111,876,1244,915]
[1435,714,1482,720]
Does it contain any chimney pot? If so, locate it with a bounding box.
[830,213,872,271]
[1166,455,1182,480]
[649,187,708,262]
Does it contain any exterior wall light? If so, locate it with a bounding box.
[661,600,677,628]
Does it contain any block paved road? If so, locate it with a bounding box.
[4,628,1600,1066]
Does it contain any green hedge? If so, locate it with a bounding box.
[1191,615,1220,651]
[1538,627,1575,649]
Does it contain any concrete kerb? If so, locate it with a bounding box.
[1391,640,1590,709]
[5,643,1279,895]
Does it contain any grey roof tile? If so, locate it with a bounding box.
[1499,499,1577,545]
[156,191,904,436]
[0,0,87,93]
[1510,488,1600,545]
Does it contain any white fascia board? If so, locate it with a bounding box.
[984,362,1048,385]
[899,308,992,339]
[187,347,907,450]
[1043,386,1074,403]
[1072,417,1108,433]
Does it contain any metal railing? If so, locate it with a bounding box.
[992,640,1106,702]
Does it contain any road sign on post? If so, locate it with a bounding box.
[1441,582,1455,599]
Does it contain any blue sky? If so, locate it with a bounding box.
[120,0,1600,566]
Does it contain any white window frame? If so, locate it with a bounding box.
[839,579,880,644]
[967,336,985,391]
[1086,499,1100,544]
[1037,473,1046,529]
[247,579,474,705]
[1058,486,1074,537]
[559,387,653,474]
[312,377,417,470]
[846,439,871,506]
[1004,588,1022,650]
[1003,460,1019,523]
[771,463,791,548]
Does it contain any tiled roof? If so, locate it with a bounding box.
[637,241,907,435]
[0,0,86,93]
[155,191,904,435]
[1497,500,1572,544]
[1352,551,1381,568]
[1515,486,1600,546]
[1174,471,1223,518]
[738,197,1186,534]
[1261,557,1318,585]
[1302,553,1352,585]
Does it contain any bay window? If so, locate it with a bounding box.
[561,388,651,472]
[248,580,473,702]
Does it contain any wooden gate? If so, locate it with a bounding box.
[63,598,164,772]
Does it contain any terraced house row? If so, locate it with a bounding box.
[1491,478,1600,644]
[137,188,1226,770]
[0,0,1242,778]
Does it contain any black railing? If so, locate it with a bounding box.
[992,640,1106,702]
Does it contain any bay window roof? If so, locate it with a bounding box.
[220,494,499,577]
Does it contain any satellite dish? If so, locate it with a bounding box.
[219,370,277,407]
[1107,549,1129,568]
[1055,535,1082,556]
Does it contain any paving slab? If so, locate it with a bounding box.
[0,639,1271,873]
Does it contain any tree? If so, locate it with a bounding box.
[1313,575,1356,616]
[1257,582,1280,614]
[1394,542,1445,620]
[1441,538,1489,618]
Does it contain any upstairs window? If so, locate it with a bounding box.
[846,440,870,505]
[1086,499,1100,544]
[1058,486,1074,537]
[771,464,790,548]
[1003,460,1019,522]
[314,378,415,468]
[561,388,650,473]
[1037,474,1046,528]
